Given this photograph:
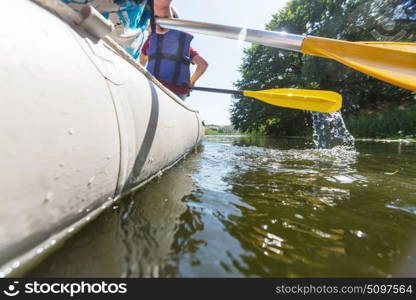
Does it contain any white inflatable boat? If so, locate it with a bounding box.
[0,0,203,276]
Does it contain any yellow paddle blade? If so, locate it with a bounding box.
[359,42,416,53]
[301,36,416,91]
[243,89,342,113]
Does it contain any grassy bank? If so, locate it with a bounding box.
[345,104,416,139]
[205,128,222,135]
[204,125,240,136]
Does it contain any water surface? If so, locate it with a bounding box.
[28,136,416,277]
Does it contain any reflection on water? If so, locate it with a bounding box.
[28,136,416,277]
[27,155,199,277]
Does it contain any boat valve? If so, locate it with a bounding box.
[80,6,114,40]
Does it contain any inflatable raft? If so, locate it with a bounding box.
[0,0,203,276]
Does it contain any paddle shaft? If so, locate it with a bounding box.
[190,86,243,96]
[156,18,304,52]
[157,18,416,92]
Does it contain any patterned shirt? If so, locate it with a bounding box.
[61,0,150,59]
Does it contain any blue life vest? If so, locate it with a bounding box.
[146,29,194,86]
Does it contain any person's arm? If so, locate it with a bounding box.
[139,53,148,66]
[190,55,208,87]
[139,37,150,66]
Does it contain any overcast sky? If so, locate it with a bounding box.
[173,0,291,125]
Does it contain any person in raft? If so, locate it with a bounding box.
[139,10,208,100]
[61,0,151,59]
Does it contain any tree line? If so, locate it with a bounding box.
[231,0,415,137]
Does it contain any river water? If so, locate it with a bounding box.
[28,136,416,277]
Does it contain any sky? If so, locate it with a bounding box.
[172,0,291,125]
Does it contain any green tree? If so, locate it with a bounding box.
[231,0,415,136]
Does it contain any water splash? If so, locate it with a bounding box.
[311,112,355,149]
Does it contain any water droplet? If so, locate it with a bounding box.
[44,191,53,203]
[294,214,304,220]
[350,230,367,238]
[68,128,75,135]
[12,262,20,269]
[67,227,74,233]
[59,162,65,167]
[87,176,95,186]
[36,248,44,254]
